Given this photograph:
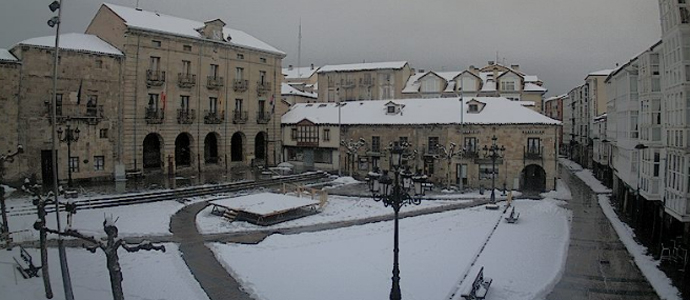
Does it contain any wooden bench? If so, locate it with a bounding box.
[461,266,492,300]
[13,246,41,279]
[505,207,520,223]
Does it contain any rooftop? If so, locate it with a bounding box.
[282,97,561,126]
[103,3,284,55]
[17,33,123,56]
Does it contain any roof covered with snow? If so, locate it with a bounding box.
[103,3,284,55]
[17,33,123,56]
[281,83,317,98]
[0,49,18,62]
[317,61,408,73]
[283,66,319,79]
[282,97,561,126]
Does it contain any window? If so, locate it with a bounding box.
[183,45,192,52]
[260,57,267,63]
[464,137,477,154]
[259,71,267,84]
[99,128,108,139]
[387,106,396,114]
[210,64,219,78]
[209,97,218,113]
[148,93,159,110]
[150,56,161,71]
[94,156,105,171]
[69,157,79,173]
[314,149,332,163]
[372,136,381,152]
[152,40,161,47]
[56,93,63,116]
[237,53,244,60]
[236,67,244,80]
[182,60,192,75]
[469,104,478,112]
[428,137,439,153]
[323,128,331,141]
[527,138,541,154]
[479,164,498,180]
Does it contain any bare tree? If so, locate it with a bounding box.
[46,218,165,300]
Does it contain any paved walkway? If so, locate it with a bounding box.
[547,167,659,300]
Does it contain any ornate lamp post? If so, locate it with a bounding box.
[367,143,425,300]
[482,135,505,204]
[57,125,80,187]
[0,144,23,245]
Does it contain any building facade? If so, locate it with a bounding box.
[281,97,560,192]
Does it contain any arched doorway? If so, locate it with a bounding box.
[231,132,244,162]
[521,164,547,193]
[204,132,220,164]
[175,133,193,167]
[255,131,268,164]
[143,133,163,169]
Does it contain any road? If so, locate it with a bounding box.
[547,167,659,300]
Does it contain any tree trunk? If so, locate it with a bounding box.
[106,250,125,300]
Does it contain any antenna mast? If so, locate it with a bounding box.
[297,19,302,78]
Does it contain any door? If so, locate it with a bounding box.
[41,150,56,186]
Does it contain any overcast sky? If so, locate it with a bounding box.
[0,0,661,97]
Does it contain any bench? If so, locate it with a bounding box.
[505,207,520,223]
[461,266,492,300]
[13,246,41,279]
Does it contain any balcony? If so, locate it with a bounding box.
[207,76,224,90]
[177,109,195,124]
[204,110,224,124]
[256,81,272,96]
[146,70,165,87]
[232,110,248,124]
[256,111,271,124]
[178,73,196,88]
[524,146,543,160]
[145,107,164,124]
[233,79,248,92]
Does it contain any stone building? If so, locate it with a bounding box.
[85,3,285,178]
[0,49,21,181]
[316,61,412,102]
[281,97,561,192]
[5,33,124,184]
[402,63,547,113]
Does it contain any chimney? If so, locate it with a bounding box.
[488,61,494,65]
[311,63,314,70]
[288,65,293,70]
[511,64,520,71]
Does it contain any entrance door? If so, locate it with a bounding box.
[41,150,56,186]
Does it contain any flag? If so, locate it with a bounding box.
[160,91,166,110]
[76,79,83,104]
[270,94,275,114]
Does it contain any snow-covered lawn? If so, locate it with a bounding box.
[209,199,570,300]
[196,194,469,234]
[0,243,208,300]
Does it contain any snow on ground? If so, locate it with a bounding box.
[541,179,572,201]
[1,243,208,300]
[598,195,681,300]
[196,194,468,234]
[558,158,611,194]
[209,199,569,300]
[8,200,190,242]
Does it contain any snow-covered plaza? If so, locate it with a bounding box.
[0,170,681,300]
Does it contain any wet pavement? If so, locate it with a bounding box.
[547,168,659,300]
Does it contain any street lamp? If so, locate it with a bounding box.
[367,143,425,300]
[482,135,505,204]
[57,125,80,187]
